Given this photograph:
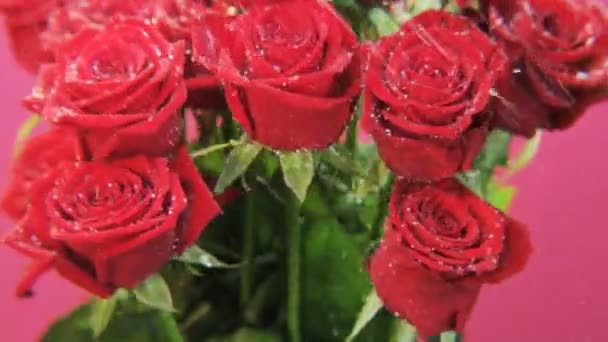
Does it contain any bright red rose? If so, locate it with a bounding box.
[0,0,57,72]
[192,0,361,150]
[368,178,532,337]
[487,0,608,136]
[26,20,187,159]
[362,10,507,181]
[1,128,82,222]
[3,146,220,298]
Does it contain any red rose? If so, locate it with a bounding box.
[42,0,147,54]
[1,128,83,222]
[192,0,361,150]
[40,0,224,111]
[487,0,608,136]
[26,20,187,159]
[0,0,57,72]
[3,146,220,297]
[368,178,532,337]
[43,0,209,49]
[226,0,293,8]
[362,10,507,181]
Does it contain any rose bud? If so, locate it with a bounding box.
[361,10,508,181]
[0,0,57,72]
[368,178,532,337]
[25,20,187,159]
[192,0,361,150]
[487,0,608,136]
[2,142,220,298]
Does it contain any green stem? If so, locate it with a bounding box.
[221,110,237,141]
[240,192,256,311]
[346,96,363,152]
[370,173,395,240]
[426,331,462,342]
[190,139,242,159]
[285,192,302,342]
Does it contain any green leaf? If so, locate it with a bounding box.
[42,303,183,342]
[354,160,391,202]
[99,310,183,342]
[507,131,542,177]
[174,244,239,268]
[346,290,384,342]
[474,130,511,172]
[42,304,92,342]
[301,218,373,341]
[133,274,176,312]
[409,0,442,15]
[215,142,263,194]
[487,180,517,212]
[456,170,484,197]
[301,182,333,218]
[440,331,461,342]
[190,139,243,159]
[332,0,357,7]
[90,296,118,338]
[13,114,40,157]
[214,328,282,342]
[369,8,400,36]
[461,129,512,197]
[279,150,315,203]
[319,146,364,177]
[390,320,417,342]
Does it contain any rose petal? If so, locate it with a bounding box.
[170,147,220,252]
[369,230,482,338]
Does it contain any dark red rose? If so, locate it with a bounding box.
[1,128,83,222]
[487,0,608,136]
[0,0,57,72]
[3,146,220,297]
[362,10,507,181]
[192,0,361,150]
[368,178,532,337]
[26,20,187,159]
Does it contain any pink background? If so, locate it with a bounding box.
[1,22,607,342]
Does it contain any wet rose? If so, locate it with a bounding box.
[41,0,223,110]
[226,0,293,8]
[3,146,220,297]
[0,0,57,72]
[368,178,532,337]
[192,0,361,150]
[362,10,507,181]
[487,0,608,135]
[1,128,82,222]
[26,20,187,159]
[43,0,216,49]
[42,0,149,54]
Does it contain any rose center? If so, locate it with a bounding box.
[254,7,317,71]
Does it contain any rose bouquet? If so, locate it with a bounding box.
[0,0,606,341]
